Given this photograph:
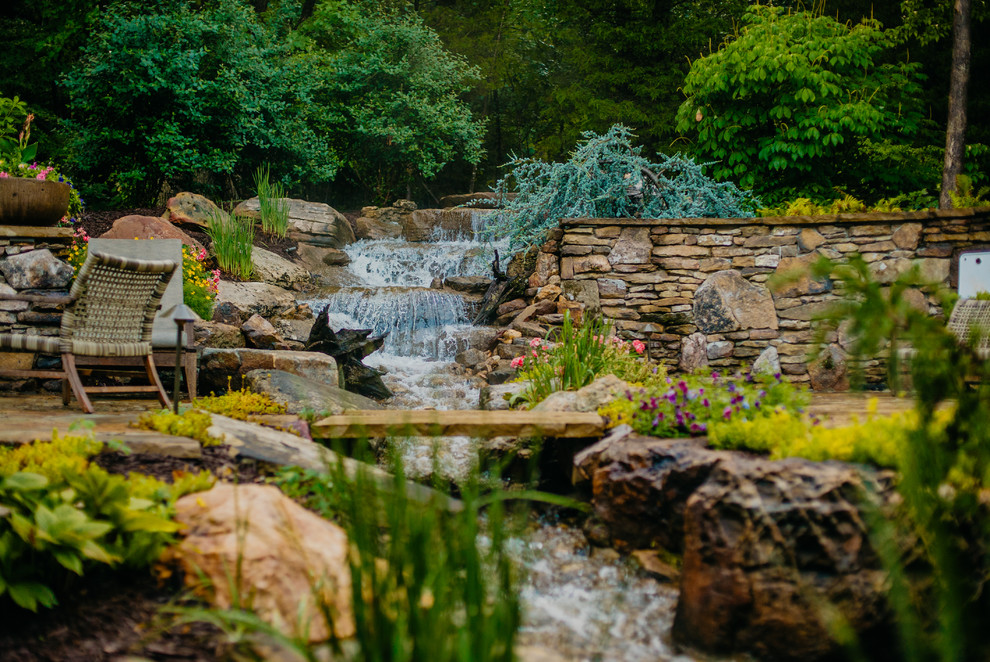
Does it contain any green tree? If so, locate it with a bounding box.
[676,5,927,200]
[63,0,339,206]
[295,2,485,203]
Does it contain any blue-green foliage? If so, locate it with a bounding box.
[484,124,756,251]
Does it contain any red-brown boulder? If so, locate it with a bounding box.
[100,214,206,254]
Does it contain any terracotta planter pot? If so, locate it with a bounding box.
[0,177,72,226]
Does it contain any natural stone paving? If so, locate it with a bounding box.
[0,390,920,464]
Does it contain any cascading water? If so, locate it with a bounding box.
[303,209,702,661]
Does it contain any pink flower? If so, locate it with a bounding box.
[529,337,542,348]
[36,172,46,180]
[510,356,524,369]
[632,340,646,354]
[198,248,207,260]
[0,171,9,178]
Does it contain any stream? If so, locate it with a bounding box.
[303,214,708,661]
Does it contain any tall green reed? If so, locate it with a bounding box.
[812,254,990,661]
[168,446,529,662]
[254,164,290,239]
[207,209,254,280]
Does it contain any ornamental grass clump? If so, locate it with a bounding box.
[207,208,254,280]
[510,312,666,407]
[253,164,290,238]
[598,369,809,438]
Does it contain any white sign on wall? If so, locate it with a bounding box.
[958,251,990,297]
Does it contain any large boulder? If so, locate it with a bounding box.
[99,214,206,254]
[250,246,309,290]
[0,249,73,290]
[576,434,894,661]
[674,454,891,660]
[165,192,225,228]
[171,483,353,642]
[244,369,382,415]
[241,314,287,350]
[193,320,245,348]
[199,348,338,393]
[234,197,355,248]
[215,281,296,319]
[354,216,402,240]
[402,209,481,242]
[693,270,778,333]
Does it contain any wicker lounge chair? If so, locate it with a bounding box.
[946,298,990,357]
[86,238,198,399]
[0,251,178,413]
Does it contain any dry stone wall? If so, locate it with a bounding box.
[543,208,990,385]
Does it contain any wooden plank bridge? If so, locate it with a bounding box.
[311,410,606,439]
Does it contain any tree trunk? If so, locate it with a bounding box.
[940,0,971,209]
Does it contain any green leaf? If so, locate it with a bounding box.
[2,472,48,491]
[8,581,57,612]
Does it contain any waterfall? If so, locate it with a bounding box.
[307,287,472,361]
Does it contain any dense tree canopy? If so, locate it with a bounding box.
[676,5,928,199]
[0,0,987,207]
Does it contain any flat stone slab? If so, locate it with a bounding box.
[312,410,605,439]
[206,412,461,510]
[0,413,201,458]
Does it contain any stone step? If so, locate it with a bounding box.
[312,409,605,439]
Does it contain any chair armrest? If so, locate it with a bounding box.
[0,292,74,305]
[181,318,196,349]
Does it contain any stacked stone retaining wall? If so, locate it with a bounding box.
[0,227,74,376]
[541,208,990,385]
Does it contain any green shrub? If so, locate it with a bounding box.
[0,433,206,611]
[63,0,339,206]
[254,164,290,239]
[207,209,254,280]
[707,404,920,468]
[510,312,666,407]
[676,5,927,199]
[598,369,809,438]
[135,409,222,447]
[192,387,287,419]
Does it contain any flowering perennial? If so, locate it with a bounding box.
[598,370,809,438]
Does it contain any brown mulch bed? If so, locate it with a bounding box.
[0,447,271,661]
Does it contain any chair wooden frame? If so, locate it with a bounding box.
[0,251,178,413]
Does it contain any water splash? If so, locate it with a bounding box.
[305,288,471,360]
[346,238,493,287]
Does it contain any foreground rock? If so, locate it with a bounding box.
[199,348,338,393]
[171,483,353,642]
[245,369,382,415]
[577,434,894,660]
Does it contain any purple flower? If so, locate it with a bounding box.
[702,398,710,408]
[677,380,688,394]
[690,422,707,434]
[727,383,736,393]
[712,371,720,381]
[722,407,732,420]
[774,372,782,381]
